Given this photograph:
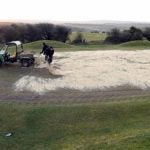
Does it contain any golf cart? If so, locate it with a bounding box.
[0,41,34,67]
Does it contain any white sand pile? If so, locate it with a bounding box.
[34,53,65,75]
[15,50,150,94]
[34,53,46,68]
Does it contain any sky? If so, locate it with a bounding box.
[1,0,150,23]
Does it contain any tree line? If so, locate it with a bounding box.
[0,23,71,43]
[105,26,150,44]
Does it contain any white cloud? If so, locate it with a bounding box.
[1,0,150,22]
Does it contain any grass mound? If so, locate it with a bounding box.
[1,98,150,149]
[119,40,150,48]
[24,40,74,50]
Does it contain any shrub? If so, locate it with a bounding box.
[143,28,150,41]
[0,23,71,43]
[105,26,143,44]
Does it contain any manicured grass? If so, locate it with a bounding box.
[119,40,150,49]
[1,97,150,149]
[23,39,150,53]
[23,40,117,52]
[23,40,75,52]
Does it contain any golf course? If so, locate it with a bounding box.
[1,0,150,148]
[1,32,150,150]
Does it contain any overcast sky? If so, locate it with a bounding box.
[1,0,150,23]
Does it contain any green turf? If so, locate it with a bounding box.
[1,97,150,149]
[23,39,150,53]
[23,40,115,52]
[23,40,75,52]
[119,40,150,48]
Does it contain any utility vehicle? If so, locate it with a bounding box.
[0,41,34,67]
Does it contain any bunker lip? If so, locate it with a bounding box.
[0,85,150,103]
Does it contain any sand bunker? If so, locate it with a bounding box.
[15,50,150,94]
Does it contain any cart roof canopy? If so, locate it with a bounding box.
[6,41,22,46]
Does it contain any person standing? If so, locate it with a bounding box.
[40,42,54,64]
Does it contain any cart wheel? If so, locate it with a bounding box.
[21,60,30,67]
[0,60,3,67]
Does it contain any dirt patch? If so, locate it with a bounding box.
[0,86,150,103]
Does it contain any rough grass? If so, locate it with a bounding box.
[0,98,150,149]
[23,40,75,52]
[119,40,150,49]
[69,32,107,43]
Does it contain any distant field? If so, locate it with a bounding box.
[1,98,150,150]
[69,32,107,43]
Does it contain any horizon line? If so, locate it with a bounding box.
[0,19,150,24]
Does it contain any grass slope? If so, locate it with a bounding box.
[23,39,150,53]
[0,98,150,149]
[23,40,115,52]
[119,40,150,49]
[24,40,75,51]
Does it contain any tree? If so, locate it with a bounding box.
[54,25,71,42]
[143,28,150,41]
[129,26,143,41]
[2,25,19,42]
[36,23,55,40]
[105,27,143,44]
[0,23,72,43]
[105,28,121,44]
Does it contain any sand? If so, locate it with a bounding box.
[14,50,150,94]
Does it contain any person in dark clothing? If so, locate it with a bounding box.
[40,42,54,64]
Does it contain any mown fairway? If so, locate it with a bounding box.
[0,98,150,150]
